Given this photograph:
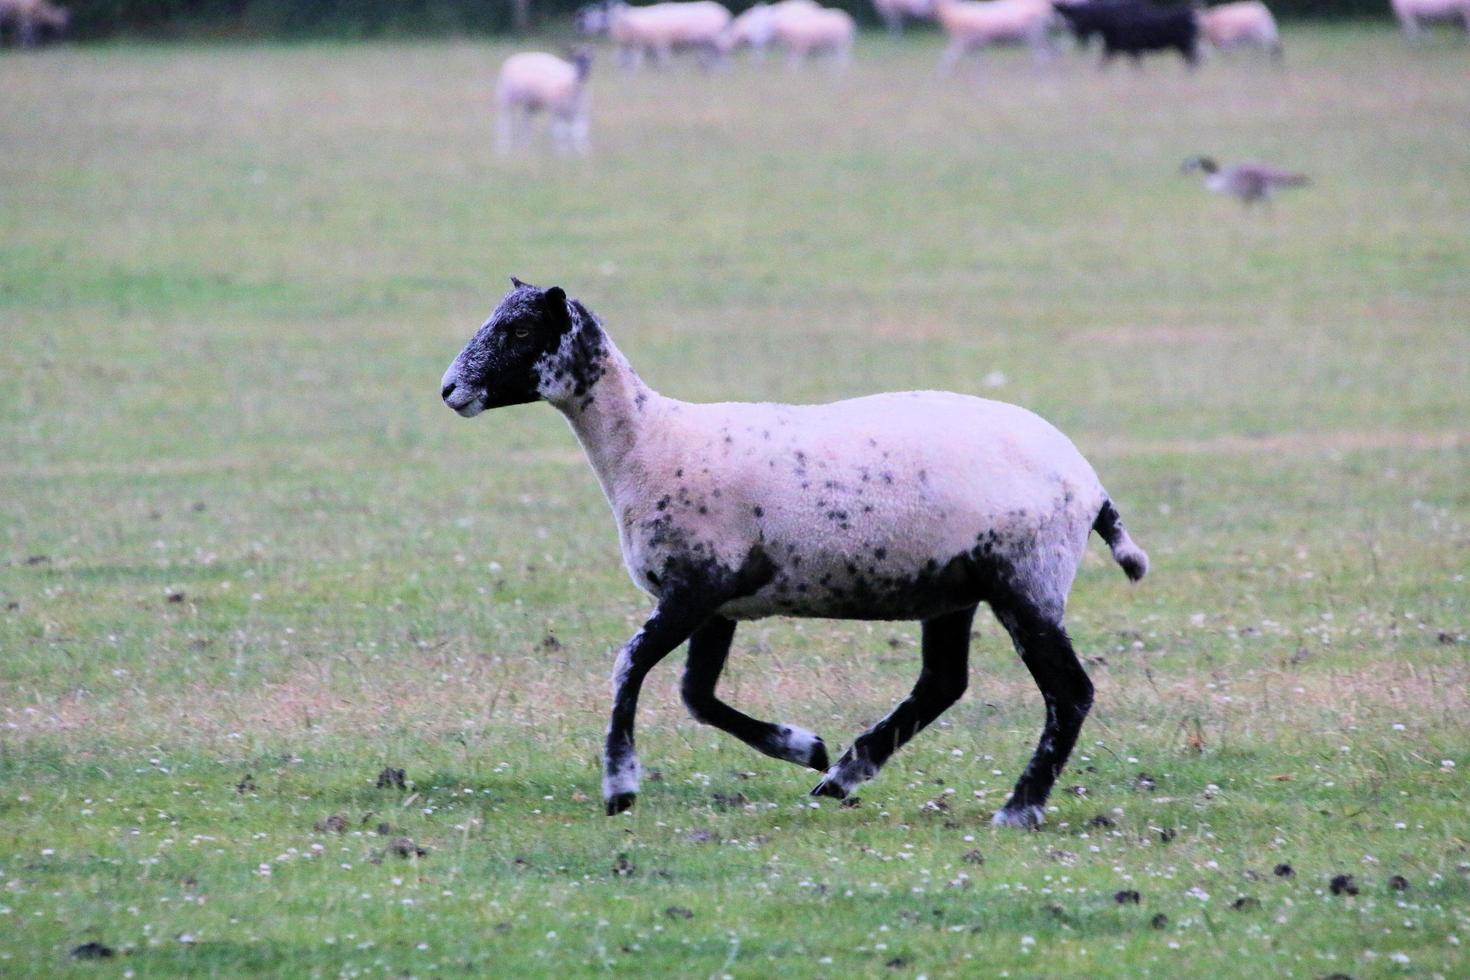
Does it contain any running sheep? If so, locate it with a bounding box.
[495,48,593,156]
[440,279,1150,828]
[934,0,1059,73]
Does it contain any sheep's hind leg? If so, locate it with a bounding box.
[990,601,1093,829]
[811,605,975,800]
[681,616,830,771]
[603,604,708,815]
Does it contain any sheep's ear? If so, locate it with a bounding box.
[510,275,528,289]
[542,286,572,333]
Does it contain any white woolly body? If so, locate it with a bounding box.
[609,1,733,58]
[444,285,1147,824]
[1391,0,1470,31]
[495,52,591,155]
[770,4,856,61]
[561,346,1108,625]
[1198,1,1279,49]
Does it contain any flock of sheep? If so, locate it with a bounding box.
[495,0,1469,154]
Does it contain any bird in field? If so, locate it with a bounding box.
[1181,156,1309,208]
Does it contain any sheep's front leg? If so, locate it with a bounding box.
[812,606,975,799]
[681,616,830,771]
[603,605,705,815]
[990,602,1093,829]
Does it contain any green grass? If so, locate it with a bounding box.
[2,25,1468,977]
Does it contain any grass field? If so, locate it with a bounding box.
[2,24,1468,977]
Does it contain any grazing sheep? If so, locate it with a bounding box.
[770,2,857,70]
[578,0,733,70]
[1391,0,1470,37]
[1054,0,1199,68]
[495,49,593,156]
[0,0,68,47]
[934,0,1059,73]
[1181,155,1309,208]
[441,279,1149,827]
[1198,1,1282,60]
[872,0,937,33]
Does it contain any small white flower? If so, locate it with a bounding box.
[1389,952,1409,964]
[1020,936,1036,947]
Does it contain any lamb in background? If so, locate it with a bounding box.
[769,1,857,70]
[1390,0,1470,37]
[441,279,1149,827]
[719,2,780,59]
[495,48,593,156]
[577,0,733,70]
[1198,1,1282,61]
[934,0,1060,73]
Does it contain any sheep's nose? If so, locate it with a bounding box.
[441,381,457,402]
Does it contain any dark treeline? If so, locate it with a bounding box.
[54,0,1394,42]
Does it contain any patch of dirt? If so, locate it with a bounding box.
[1150,913,1169,930]
[314,814,348,834]
[962,849,985,865]
[1329,874,1359,896]
[711,791,748,810]
[664,906,694,920]
[376,767,407,790]
[387,837,427,858]
[1231,896,1261,911]
[612,853,636,877]
[235,773,256,794]
[1388,874,1410,891]
[1274,863,1295,878]
[1114,889,1141,905]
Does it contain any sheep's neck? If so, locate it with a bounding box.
[554,335,655,507]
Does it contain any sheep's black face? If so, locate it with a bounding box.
[441,278,573,417]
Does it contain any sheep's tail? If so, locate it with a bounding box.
[1093,498,1148,582]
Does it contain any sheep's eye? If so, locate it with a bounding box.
[514,327,530,339]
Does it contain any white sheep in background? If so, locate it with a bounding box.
[1198,1,1282,60]
[934,0,1058,73]
[495,49,593,156]
[872,0,936,34]
[579,1,734,70]
[0,0,69,46]
[441,280,1149,827]
[1390,0,1470,36]
[719,2,780,59]
[770,2,857,70]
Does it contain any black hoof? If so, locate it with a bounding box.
[810,777,848,800]
[808,739,831,773]
[604,792,636,815]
